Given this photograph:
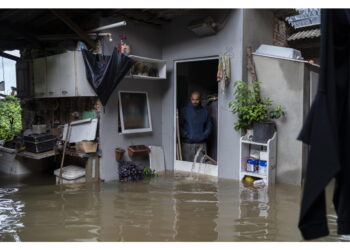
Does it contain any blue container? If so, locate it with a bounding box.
[246,158,258,172]
[258,160,267,175]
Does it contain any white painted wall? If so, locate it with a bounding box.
[99,19,164,181]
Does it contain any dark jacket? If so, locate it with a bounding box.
[180,103,212,143]
[298,9,350,240]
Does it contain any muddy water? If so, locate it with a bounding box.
[0,172,348,242]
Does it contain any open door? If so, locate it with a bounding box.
[174,57,219,176]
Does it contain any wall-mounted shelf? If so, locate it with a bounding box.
[126,55,166,80]
[239,132,277,185]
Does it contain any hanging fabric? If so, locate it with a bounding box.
[216,56,231,94]
[81,48,134,106]
[298,9,350,240]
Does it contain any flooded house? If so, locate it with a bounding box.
[0,9,332,242]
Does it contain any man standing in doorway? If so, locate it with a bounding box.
[180,91,213,162]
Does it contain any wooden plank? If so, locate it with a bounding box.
[17,150,58,160]
[0,51,20,61]
[51,10,96,49]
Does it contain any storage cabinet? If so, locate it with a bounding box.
[33,51,96,98]
[75,51,96,96]
[46,52,76,97]
[239,132,277,185]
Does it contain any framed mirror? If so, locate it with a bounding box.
[118,91,152,134]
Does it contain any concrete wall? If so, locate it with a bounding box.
[161,9,244,180]
[253,55,313,185]
[98,10,278,182]
[98,18,164,181]
[242,9,274,82]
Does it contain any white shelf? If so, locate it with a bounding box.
[128,55,166,64]
[241,171,267,179]
[241,139,268,146]
[239,132,277,185]
[127,55,166,80]
[125,75,166,80]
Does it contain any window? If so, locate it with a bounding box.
[118,91,152,134]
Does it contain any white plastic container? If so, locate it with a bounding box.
[258,160,267,175]
[260,151,268,161]
[255,44,303,60]
[54,165,86,184]
[32,124,47,134]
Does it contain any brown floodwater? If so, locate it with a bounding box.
[0,171,349,242]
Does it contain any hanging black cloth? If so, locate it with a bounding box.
[81,48,134,106]
[298,9,350,240]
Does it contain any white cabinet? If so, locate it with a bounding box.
[75,51,96,96]
[46,52,76,97]
[33,51,96,98]
[33,57,47,98]
[239,133,277,185]
[126,55,166,80]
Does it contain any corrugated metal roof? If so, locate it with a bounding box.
[286,8,321,29]
[287,28,321,41]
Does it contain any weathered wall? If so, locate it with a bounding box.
[99,18,164,181]
[253,55,313,185]
[161,9,244,180]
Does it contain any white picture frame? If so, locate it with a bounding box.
[118,90,152,134]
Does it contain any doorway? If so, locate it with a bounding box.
[174,57,219,175]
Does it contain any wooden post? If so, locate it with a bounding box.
[51,9,96,49]
[176,109,183,160]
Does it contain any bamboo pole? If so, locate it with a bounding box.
[176,109,183,160]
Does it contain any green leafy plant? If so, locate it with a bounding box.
[228,81,285,131]
[143,167,156,178]
[0,96,22,142]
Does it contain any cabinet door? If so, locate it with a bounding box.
[46,52,76,97]
[46,54,61,97]
[59,52,76,97]
[75,51,96,96]
[33,57,46,98]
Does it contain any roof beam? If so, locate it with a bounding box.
[0,23,41,48]
[0,51,20,61]
[50,9,96,49]
[0,9,21,22]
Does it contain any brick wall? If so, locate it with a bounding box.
[273,17,287,47]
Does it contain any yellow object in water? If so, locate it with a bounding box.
[244,176,255,183]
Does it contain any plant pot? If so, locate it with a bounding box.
[115,147,125,161]
[253,121,276,143]
[127,145,150,157]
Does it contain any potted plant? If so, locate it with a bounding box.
[115,147,125,161]
[228,81,285,142]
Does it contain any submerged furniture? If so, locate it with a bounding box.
[239,132,277,185]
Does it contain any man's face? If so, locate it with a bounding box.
[191,93,201,107]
